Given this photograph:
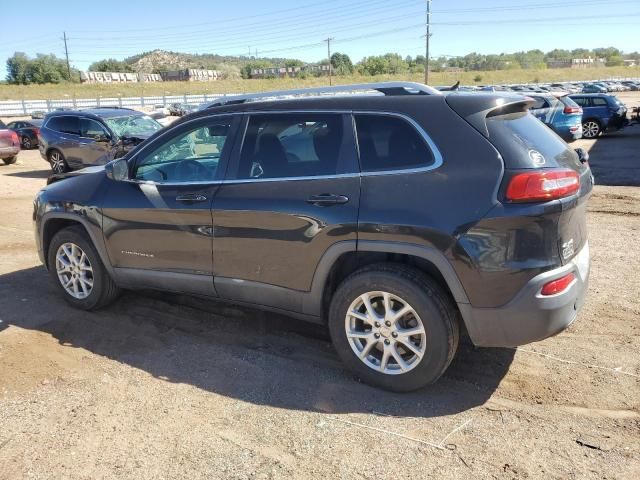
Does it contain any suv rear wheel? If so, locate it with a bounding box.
[47,226,120,310]
[2,156,17,165]
[328,264,459,392]
[48,149,68,174]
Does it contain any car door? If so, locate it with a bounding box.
[101,115,241,296]
[72,118,115,167]
[590,97,612,127]
[212,112,360,314]
[49,115,83,167]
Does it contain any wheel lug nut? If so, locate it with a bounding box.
[374,333,380,339]
[374,322,380,328]
[392,332,398,338]
[384,339,390,345]
[385,321,391,327]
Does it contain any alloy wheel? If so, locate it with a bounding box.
[22,137,32,149]
[344,291,427,375]
[55,242,94,299]
[50,151,65,173]
[582,121,600,139]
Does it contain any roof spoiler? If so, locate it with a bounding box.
[445,94,535,137]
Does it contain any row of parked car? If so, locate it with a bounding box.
[1,80,638,171]
[466,79,640,94]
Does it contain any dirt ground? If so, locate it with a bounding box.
[0,97,639,479]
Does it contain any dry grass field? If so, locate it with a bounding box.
[1,66,639,101]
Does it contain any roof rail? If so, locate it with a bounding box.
[204,81,440,108]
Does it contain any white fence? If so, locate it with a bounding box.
[0,94,240,117]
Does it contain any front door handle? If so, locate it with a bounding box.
[176,193,208,203]
[306,194,349,206]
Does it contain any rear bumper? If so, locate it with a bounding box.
[459,242,590,347]
[0,146,19,158]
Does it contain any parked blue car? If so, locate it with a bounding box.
[523,93,583,141]
[568,93,628,138]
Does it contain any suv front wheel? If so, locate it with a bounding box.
[328,264,459,392]
[47,226,120,310]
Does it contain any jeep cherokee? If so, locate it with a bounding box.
[34,82,592,392]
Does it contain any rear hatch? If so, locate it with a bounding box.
[446,94,592,265]
[484,105,593,263]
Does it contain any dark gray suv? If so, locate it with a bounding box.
[34,82,592,391]
[39,108,163,173]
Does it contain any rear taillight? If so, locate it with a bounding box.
[563,106,582,115]
[10,131,19,146]
[541,272,576,296]
[505,168,580,203]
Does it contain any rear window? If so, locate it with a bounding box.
[592,98,608,107]
[486,111,574,169]
[46,116,80,135]
[354,114,434,172]
[559,96,580,109]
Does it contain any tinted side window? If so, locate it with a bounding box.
[80,118,108,139]
[354,114,434,172]
[571,97,588,107]
[134,120,232,183]
[592,98,608,107]
[47,116,80,135]
[238,113,345,179]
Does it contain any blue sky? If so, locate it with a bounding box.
[2,0,639,78]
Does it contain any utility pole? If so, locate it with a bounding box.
[324,37,334,86]
[63,32,71,81]
[424,0,431,85]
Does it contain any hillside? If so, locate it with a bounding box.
[123,49,295,73]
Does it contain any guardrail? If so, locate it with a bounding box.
[0,93,242,117]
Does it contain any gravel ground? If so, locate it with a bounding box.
[0,98,639,479]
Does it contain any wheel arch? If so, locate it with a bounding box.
[41,213,113,276]
[304,240,470,322]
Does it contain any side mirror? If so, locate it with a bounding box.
[574,147,589,164]
[105,158,129,181]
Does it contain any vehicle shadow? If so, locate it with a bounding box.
[0,266,514,418]
[586,127,640,187]
[3,169,50,179]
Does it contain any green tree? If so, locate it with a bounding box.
[89,58,133,72]
[606,55,625,67]
[330,52,353,75]
[6,52,30,84]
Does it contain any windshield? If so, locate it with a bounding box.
[105,115,162,138]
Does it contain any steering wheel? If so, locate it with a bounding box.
[175,159,210,182]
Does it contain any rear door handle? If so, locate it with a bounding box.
[176,193,208,203]
[306,194,349,206]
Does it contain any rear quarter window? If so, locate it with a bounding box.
[354,114,435,172]
[46,116,80,135]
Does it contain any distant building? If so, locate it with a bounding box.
[159,69,219,82]
[624,59,637,67]
[80,72,163,83]
[80,71,140,83]
[546,57,606,69]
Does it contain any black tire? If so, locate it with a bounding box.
[47,225,120,310]
[2,156,17,165]
[328,263,459,392]
[48,149,69,174]
[21,136,32,149]
[582,119,601,139]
